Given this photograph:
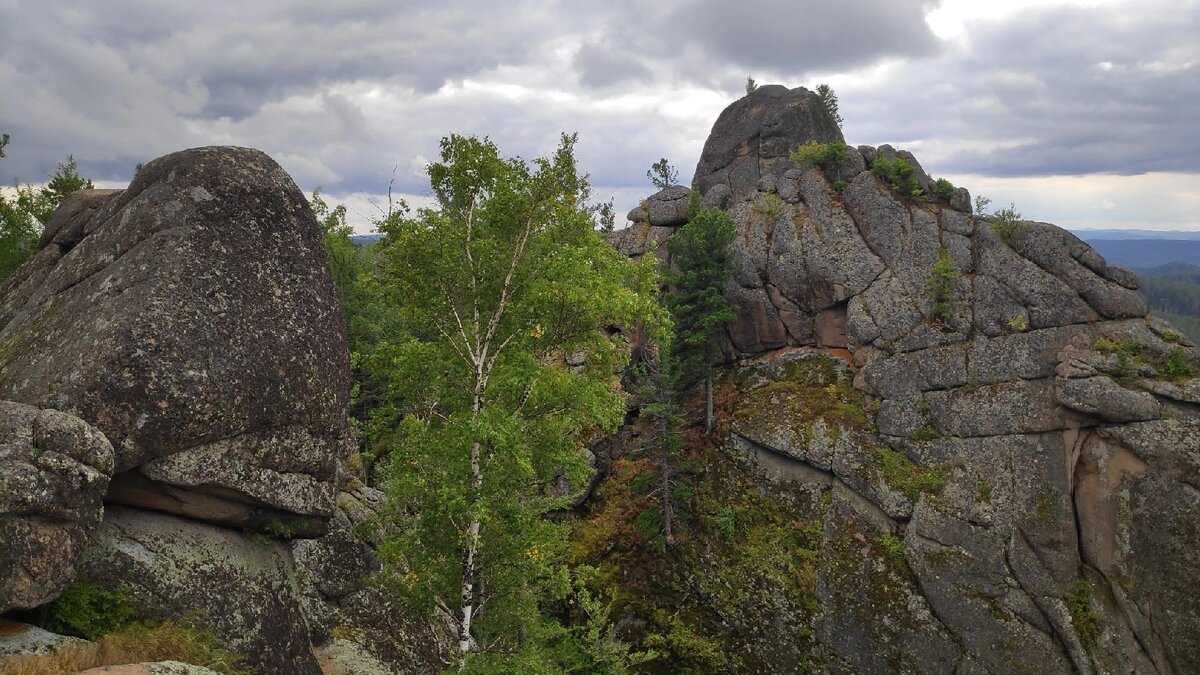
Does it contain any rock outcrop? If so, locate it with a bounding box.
[0,402,112,613]
[0,147,412,674]
[0,147,350,535]
[609,85,1200,673]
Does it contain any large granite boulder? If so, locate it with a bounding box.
[0,146,350,535]
[0,402,113,613]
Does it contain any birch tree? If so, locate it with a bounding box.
[372,133,662,667]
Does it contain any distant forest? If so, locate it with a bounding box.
[1136,263,1200,342]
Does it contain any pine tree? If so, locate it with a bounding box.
[666,206,736,434]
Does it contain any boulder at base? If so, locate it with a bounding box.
[76,506,320,675]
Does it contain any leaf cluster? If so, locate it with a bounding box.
[872,156,922,198]
[0,135,93,280]
[665,206,736,389]
[790,141,848,171]
[364,133,665,657]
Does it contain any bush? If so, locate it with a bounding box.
[752,193,783,223]
[1161,347,1196,380]
[930,248,955,322]
[1064,577,1100,649]
[989,203,1026,242]
[872,157,922,198]
[932,178,956,201]
[790,141,848,170]
[38,581,137,639]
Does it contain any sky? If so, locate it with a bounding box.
[1,0,1198,233]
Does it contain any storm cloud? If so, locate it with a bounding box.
[1,0,1197,230]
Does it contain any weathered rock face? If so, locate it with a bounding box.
[0,402,113,613]
[292,484,457,673]
[608,88,1200,672]
[0,147,350,533]
[76,506,321,675]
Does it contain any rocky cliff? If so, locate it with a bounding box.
[603,85,1200,673]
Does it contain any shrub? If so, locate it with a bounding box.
[990,203,1026,242]
[930,248,955,322]
[1007,314,1029,332]
[1161,347,1196,380]
[832,179,847,192]
[1162,330,1181,344]
[38,581,137,639]
[752,193,783,223]
[872,157,922,198]
[932,178,956,201]
[1064,577,1100,649]
[790,141,848,170]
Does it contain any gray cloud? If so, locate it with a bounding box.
[1,0,1198,226]
[667,0,940,75]
[844,1,1200,177]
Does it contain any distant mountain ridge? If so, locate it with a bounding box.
[1073,229,1200,240]
[1074,235,1200,269]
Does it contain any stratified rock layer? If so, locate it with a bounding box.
[612,86,1200,673]
[0,147,350,533]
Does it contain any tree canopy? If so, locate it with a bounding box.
[0,136,93,280]
[368,132,663,670]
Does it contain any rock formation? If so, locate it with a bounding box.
[610,84,1200,673]
[0,403,112,613]
[0,147,350,537]
[0,146,453,673]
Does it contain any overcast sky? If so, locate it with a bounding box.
[2,0,1198,233]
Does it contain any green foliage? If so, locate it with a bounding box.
[666,207,736,390]
[310,189,366,317]
[1162,347,1196,380]
[832,179,847,192]
[370,132,663,662]
[878,447,946,499]
[39,581,138,639]
[879,534,905,566]
[460,567,658,674]
[0,136,93,280]
[1091,337,1197,382]
[745,76,757,95]
[930,248,955,322]
[1008,314,1029,332]
[989,203,1026,242]
[751,193,782,223]
[932,177,956,201]
[1162,329,1181,343]
[1064,576,1100,649]
[909,425,941,442]
[647,158,678,190]
[595,198,616,234]
[814,84,844,129]
[978,480,993,503]
[872,156,923,198]
[789,140,848,171]
[715,506,736,540]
